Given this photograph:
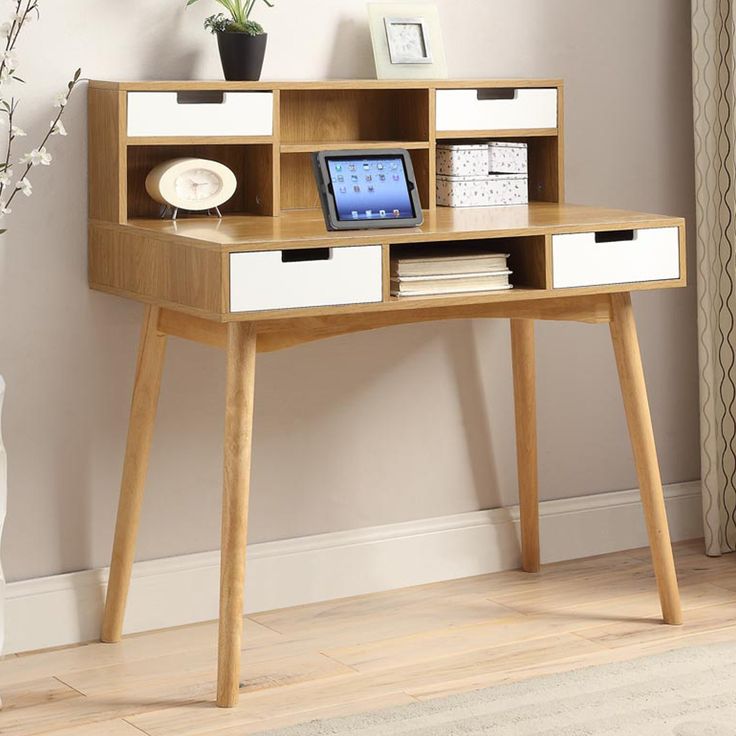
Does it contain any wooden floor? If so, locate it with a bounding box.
[1,540,735,736]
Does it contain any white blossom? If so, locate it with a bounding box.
[1,205,12,215]
[0,50,17,69]
[19,147,52,166]
[15,176,31,196]
[0,168,13,186]
[0,22,13,38]
[50,119,66,136]
[11,124,25,137]
[53,93,67,109]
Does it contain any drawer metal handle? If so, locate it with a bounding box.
[594,229,635,244]
[281,248,332,263]
[176,91,225,105]
[476,88,518,101]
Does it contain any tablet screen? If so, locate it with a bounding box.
[326,155,416,222]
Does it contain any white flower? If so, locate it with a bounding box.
[15,177,31,196]
[53,93,68,109]
[20,147,52,166]
[0,168,13,185]
[50,119,66,136]
[1,205,11,215]
[11,125,25,137]
[0,50,17,69]
[0,22,13,38]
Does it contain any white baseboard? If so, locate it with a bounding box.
[4,481,703,655]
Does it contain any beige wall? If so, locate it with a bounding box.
[0,0,698,582]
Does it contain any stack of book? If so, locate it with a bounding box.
[391,248,512,298]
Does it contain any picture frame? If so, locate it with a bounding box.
[368,3,448,80]
[384,17,433,65]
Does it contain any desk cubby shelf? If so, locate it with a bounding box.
[88,78,686,709]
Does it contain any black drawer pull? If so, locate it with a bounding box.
[595,230,635,244]
[176,91,225,105]
[477,88,517,101]
[281,248,332,263]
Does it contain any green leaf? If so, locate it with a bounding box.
[0,229,7,236]
[186,0,199,5]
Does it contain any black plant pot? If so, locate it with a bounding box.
[216,32,267,81]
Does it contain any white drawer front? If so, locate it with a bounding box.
[436,88,558,132]
[552,227,681,289]
[230,245,383,313]
[127,91,273,137]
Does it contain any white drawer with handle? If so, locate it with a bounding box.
[230,245,383,313]
[552,227,681,289]
[436,88,558,132]
[127,91,273,137]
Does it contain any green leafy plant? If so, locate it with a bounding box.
[186,0,275,35]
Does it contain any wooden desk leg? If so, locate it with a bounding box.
[511,319,540,573]
[102,306,167,642]
[217,323,257,708]
[609,293,682,625]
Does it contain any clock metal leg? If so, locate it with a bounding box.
[217,322,257,708]
[511,318,540,573]
[102,306,168,642]
[609,293,682,625]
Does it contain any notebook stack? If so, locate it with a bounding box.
[391,248,513,298]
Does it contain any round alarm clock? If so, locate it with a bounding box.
[145,158,237,216]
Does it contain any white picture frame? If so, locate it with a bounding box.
[368,3,448,80]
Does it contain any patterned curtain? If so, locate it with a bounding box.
[693,0,736,555]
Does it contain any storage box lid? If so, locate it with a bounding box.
[437,173,528,182]
[437,143,488,151]
[488,141,528,150]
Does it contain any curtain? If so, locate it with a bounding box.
[693,0,736,555]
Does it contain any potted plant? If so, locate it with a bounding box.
[186,0,275,81]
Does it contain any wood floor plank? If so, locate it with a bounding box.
[575,600,736,649]
[0,619,279,688]
[42,720,146,736]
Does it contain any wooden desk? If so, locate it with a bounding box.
[88,79,686,707]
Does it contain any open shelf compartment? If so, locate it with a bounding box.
[387,236,549,301]
[126,143,276,219]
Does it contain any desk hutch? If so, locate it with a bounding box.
[87,79,686,708]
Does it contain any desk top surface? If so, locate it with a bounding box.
[111,203,684,252]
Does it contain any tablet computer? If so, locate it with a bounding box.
[312,149,424,231]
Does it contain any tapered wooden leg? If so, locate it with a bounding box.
[102,306,167,642]
[511,319,540,573]
[217,323,257,708]
[609,293,682,625]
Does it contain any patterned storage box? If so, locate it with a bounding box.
[436,143,488,177]
[437,173,528,208]
[488,142,528,174]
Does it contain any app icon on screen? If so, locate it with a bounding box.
[351,210,359,219]
[379,210,386,217]
[393,209,401,217]
[354,185,361,192]
[365,209,372,217]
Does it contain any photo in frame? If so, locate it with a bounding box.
[368,3,447,79]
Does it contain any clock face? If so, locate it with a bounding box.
[175,168,223,203]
